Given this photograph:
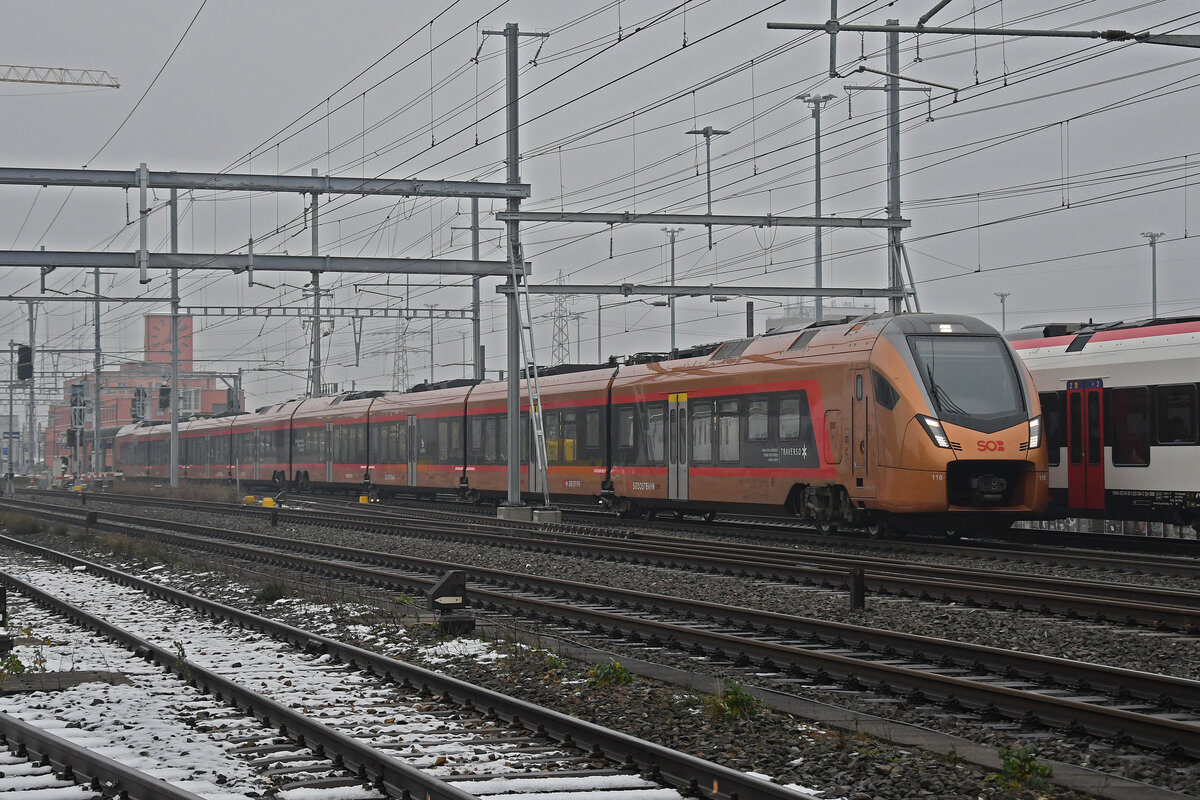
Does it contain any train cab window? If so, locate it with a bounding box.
[717,399,740,462]
[1155,384,1197,444]
[691,402,713,463]
[617,407,636,450]
[1111,387,1150,467]
[1038,392,1063,466]
[646,404,666,464]
[872,371,900,411]
[747,398,768,441]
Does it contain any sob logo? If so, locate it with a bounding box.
[976,440,1006,452]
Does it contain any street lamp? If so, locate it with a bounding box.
[993,292,1011,331]
[1140,232,1165,318]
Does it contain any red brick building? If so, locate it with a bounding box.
[45,314,243,473]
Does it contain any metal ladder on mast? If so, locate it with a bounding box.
[508,258,551,506]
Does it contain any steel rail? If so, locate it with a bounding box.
[8,511,1200,758]
[9,496,1199,630]
[42,489,1200,576]
[0,537,820,800]
[0,711,208,800]
[0,568,484,800]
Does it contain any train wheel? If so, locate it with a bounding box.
[644,508,657,521]
[817,521,839,535]
[943,529,961,541]
[866,521,891,539]
[673,510,685,521]
[702,511,716,523]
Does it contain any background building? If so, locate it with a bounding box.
[43,314,243,474]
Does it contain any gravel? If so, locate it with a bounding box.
[9,495,1200,798]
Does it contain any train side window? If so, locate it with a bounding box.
[1155,384,1196,444]
[498,414,508,462]
[617,407,636,450]
[691,402,713,463]
[1111,387,1150,467]
[563,411,577,463]
[1068,393,1082,465]
[718,399,740,462]
[747,398,768,441]
[437,420,449,461]
[646,404,666,464]
[855,374,863,401]
[669,408,678,463]
[470,417,483,454]
[779,397,800,440]
[545,411,561,463]
[872,371,900,411]
[585,409,601,450]
[1038,392,1061,467]
[483,417,497,463]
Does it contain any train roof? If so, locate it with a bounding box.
[1009,315,1200,351]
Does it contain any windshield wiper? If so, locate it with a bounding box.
[930,381,968,416]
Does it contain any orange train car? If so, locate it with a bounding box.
[114,313,1048,533]
[594,313,1048,533]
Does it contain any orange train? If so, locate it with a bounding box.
[114,313,1049,533]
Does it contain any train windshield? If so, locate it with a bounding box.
[908,335,1027,431]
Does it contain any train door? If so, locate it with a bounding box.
[407,415,418,486]
[252,429,260,481]
[1066,380,1105,510]
[668,393,689,501]
[851,369,875,497]
[324,422,334,483]
[528,412,544,496]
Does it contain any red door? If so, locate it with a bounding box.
[1066,382,1105,510]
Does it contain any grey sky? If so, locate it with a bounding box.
[1,0,1197,411]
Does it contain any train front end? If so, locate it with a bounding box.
[873,315,1049,527]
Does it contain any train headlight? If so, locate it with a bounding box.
[1028,416,1042,449]
[917,415,952,449]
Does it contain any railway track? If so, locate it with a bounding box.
[40,487,1200,582]
[1,543,806,800]
[6,501,1200,763]
[16,493,1197,631]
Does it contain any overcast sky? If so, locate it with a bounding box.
[1,0,1197,412]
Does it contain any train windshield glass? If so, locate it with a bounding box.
[908,335,1026,429]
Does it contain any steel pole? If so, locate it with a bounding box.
[310,168,321,397]
[1151,238,1158,318]
[93,268,102,476]
[597,296,602,363]
[471,198,482,380]
[169,189,180,488]
[886,20,903,315]
[812,99,825,321]
[26,301,34,473]
[504,22,522,506]
[7,350,13,495]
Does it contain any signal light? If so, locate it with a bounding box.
[16,345,32,380]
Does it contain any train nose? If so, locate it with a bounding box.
[972,474,1008,502]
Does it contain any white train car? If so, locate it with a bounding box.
[1009,318,1200,528]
